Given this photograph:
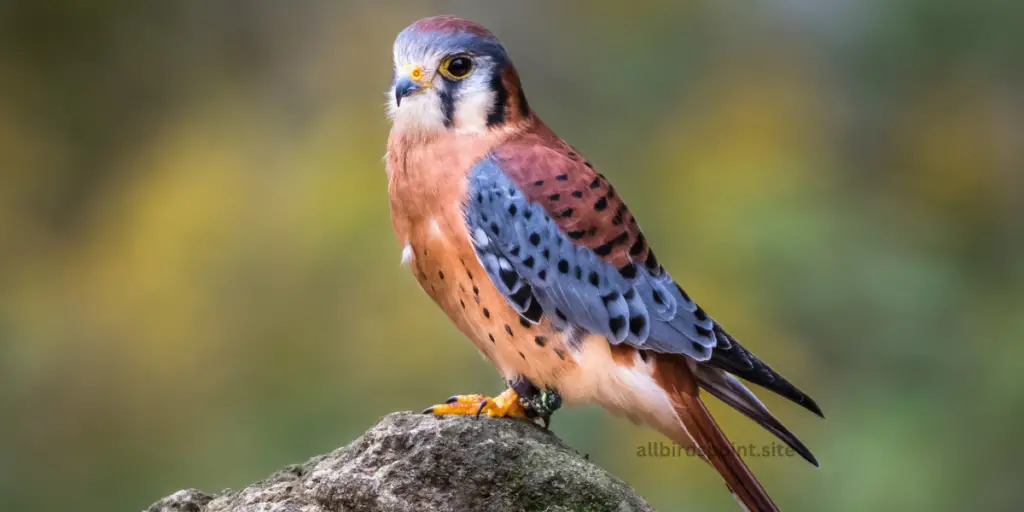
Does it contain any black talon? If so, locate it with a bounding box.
[476,400,488,417]
[445,396,460,404]
[422,407,434,414]
[541,415,553,430]
[509,376,563,427]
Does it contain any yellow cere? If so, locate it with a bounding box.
[403,64,428,84]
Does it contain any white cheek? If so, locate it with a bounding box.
[387,90,447,133]
[454,89,497,134]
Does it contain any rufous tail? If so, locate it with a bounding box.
[654,354,780,512]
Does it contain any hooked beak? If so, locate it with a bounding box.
[394,76,421,107]
[394,65,431,107]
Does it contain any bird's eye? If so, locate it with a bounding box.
[440,55,473,80]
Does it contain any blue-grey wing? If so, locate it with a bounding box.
[464,155,715,360]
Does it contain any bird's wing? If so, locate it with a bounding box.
[708,322,824,417]
[466,128,823,415]
[464,129,715,361]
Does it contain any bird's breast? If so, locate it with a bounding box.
[385,129,581,386]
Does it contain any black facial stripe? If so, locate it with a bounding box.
[439,87,455,128]
[487,69,508,126]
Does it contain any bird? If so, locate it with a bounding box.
[385,15,822,511]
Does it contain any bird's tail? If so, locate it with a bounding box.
[653,354,779,512]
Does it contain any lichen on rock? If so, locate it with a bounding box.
[146,412,653,512]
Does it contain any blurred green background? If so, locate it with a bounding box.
[1,1,1022,511]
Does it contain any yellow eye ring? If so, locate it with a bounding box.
[439,54,474,80]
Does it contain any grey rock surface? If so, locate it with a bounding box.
[146,411,653,512]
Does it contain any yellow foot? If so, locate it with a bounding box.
[422,387,530,419]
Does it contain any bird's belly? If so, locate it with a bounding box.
[402,205,576,387]
[555,337,682,437]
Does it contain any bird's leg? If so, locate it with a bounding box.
[521,388,563,429]
[422,388,530,419]
[510,376,563,429]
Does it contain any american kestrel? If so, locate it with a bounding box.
[385,16,822,511]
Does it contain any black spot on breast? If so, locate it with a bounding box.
[477,192,484,203]
[601,292,620,305]
[538,269,547,280]
[522,256,535,268]
[534,180,544,186]
[587,226,598,236]
[483,308,491,319]
[460,299,466,308]
[490,223,500,235]
[629,315,647,336]
[572,191,584,198]
[524,210,533,220]
[556,174,569,181]
[567,230,585,240]
[609,315,626,333]
[489,333,495,343]
[555,349,567,361]
[519,351,527,359]
[510,246,521,257]
[508,204,518,216]
[467,270,474,280]
[542,248,550,259]
[473,285,480,295]
[548,193,561,201]
[438,271,444,280]
[588,271,600,287]
[560,207,574,218]
[623,288,636,300]
[594,197,608,211]
[529,233,541,246]
[535,336,547,347]
[505,324,514,336]
[652,290,664,305]
[590,177,602,189]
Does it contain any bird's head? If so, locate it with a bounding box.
[387,16,531,135]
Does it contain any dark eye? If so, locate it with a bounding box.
[441,55,473,80]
